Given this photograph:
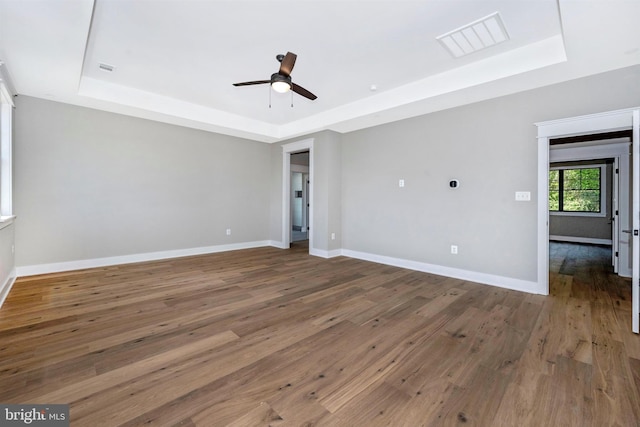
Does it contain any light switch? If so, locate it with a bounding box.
[515,191,531,201]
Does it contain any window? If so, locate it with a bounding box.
[549,165,605,215]
[0,73,13,219]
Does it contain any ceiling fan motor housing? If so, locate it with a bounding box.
[271,73,291,85]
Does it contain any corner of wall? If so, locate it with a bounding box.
[0,267,17,309]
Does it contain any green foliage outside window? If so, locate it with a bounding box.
[549,170,560,211]
[549,167,601,213]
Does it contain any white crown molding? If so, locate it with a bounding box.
[74,36,567,143]
[78,77,281,142]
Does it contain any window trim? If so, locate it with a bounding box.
[0,79,14,220]
[549,164,607,218]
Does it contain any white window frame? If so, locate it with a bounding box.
[549,163,607,218]
[0,79,14,220]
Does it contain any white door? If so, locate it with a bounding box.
[633,110,639,334]
[612,158,619,273]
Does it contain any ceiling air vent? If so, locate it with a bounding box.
[437,12,510,58]
[98,63,115,72]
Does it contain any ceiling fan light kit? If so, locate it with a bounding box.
[233,52,317,101]
[270,73,291,93]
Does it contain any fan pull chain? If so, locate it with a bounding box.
[291,89,294,108]
[269,86,272,108]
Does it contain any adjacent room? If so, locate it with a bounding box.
[0,1,639,425]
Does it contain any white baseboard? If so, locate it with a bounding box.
[269,241,341,259]
[341,249,543,295]
[0,267,17,309]
[269,240,289,249]
[309,248,342,259]
[549,235,612,245]
[14,241,542,296]
[16,241,273,277]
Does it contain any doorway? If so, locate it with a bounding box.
[548,150,627,316]
[549,136,631,278]
[536,108,640,333]
[291,151,309,243]
[281,138,314,252]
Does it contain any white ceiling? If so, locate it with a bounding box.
[0,0,639,143]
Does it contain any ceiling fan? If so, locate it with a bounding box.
[233,52,317,100]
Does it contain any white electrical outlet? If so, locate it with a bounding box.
[226,228,231,236]
[515,191,531,201]
[451,245,458,254]
[399,179,405,188]
[331,233,336,240]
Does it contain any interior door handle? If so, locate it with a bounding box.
[623,230,632,233]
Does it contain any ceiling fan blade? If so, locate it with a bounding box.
[233,80,270,87]
[292,83,317,100]
[279,52,297,77]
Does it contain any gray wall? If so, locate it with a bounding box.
[11,65,640,286]
[341,65,640,282]
[14,96,271,267]
[314,131,342,252]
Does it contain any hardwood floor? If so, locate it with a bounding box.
[0,242,638,426]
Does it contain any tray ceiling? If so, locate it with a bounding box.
[0,0,638,142]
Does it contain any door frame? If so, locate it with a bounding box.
[282,138,314,250]
[536,107,639,333]
[302,172,309,233]
[633,110,639,333]
[613,157,620,273]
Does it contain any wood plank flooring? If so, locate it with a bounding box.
[0,242,638,426]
